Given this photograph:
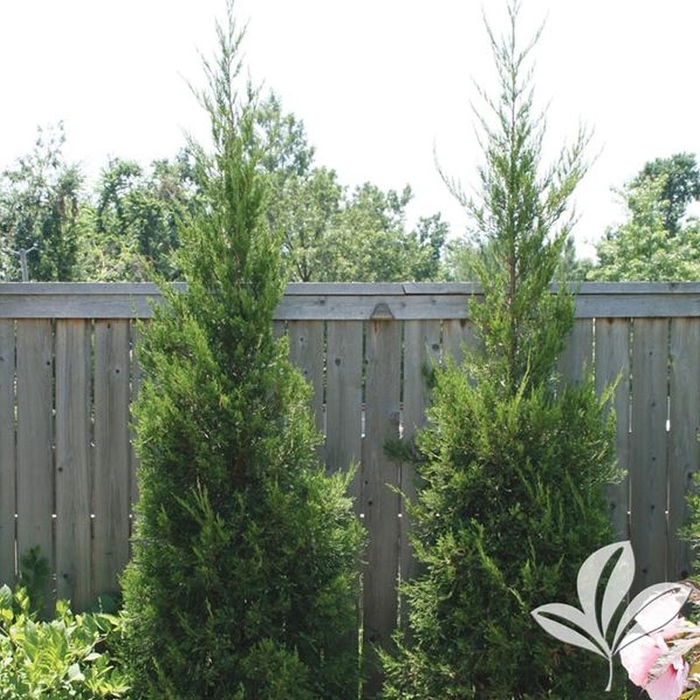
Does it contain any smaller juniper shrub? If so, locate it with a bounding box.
[382,3,623,697]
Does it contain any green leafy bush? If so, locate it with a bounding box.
[0,585,129,699]
[119,6,363,698]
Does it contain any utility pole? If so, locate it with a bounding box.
[12,243,39,282]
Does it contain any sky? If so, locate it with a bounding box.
[2,1,700,259]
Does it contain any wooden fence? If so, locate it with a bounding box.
[1,281,700,690]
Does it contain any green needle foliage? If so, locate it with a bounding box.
[120,6,362,698]
[382,3,622,698]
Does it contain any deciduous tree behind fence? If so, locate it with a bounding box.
[1,281,699,666]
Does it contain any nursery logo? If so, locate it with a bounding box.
[531,541,691,693]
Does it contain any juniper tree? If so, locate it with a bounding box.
[382,3,622,698]
[120,6,362,698]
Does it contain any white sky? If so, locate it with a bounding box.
[2,1,700,259]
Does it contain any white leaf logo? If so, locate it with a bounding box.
[531,541,690,691]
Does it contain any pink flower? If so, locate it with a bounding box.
[620,616,689,700]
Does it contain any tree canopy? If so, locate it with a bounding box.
[0,124,83,281]
[631,152,700,237]
[590,153,700,281]
[256,93,448,282]
[0,106,449,283]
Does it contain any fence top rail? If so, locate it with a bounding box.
[2,281,700,320]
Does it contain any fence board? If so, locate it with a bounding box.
[129,324,142,517]
[400,320,440,630]
[559,318,594,383]
[595,318,632,541]
[288,320,325,434]
[630,319,670,589]
[668,318,700,580]
[323,320,364,675]
[16,319,54,606]
[0,320,15,585]
[325,321,363,499]
[442,318,478,366]
[93,320,131,596]
[362,318,401,697]
[277,293,472,321]
[55,320,92,608]
[4,282,700,320]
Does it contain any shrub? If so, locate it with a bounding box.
[0,584,128,699]
[382,3,623,697]
[119,5,363,698]
[382,364,622,698]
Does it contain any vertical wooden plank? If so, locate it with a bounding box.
[442,318,479,367]
[668,317,700,580]
[326,321,363,491]
[362,318,401,698]
[93,319,131,596]
[129,323,143,525]
[16,319,54,608]
[325,320,363,685]
[128,319,146,567]
[400,320,440,625]
[558,318,594,384]
[595,318,632,542]
[0,320,16,586]
[287,320,325,434]
[55,320,92,609]
[630,318,669,590]
[273,319,286,339]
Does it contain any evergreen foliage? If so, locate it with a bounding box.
[382,3,622,697]
[120,6,362,698]
[682,468,700,579]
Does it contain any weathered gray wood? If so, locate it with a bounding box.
[272,320,286,339]
[574,283,700,318]
[558,318,594,383]
[129,323,142,525]
[323,320,363,677]
[93,320,131,596]
[55,320,92,609]
[287,321,325,433]
[0,283,163,319]
[285,282,481,298]
[7,282,700,634]
[574,295,700,319]
[16,319,54,605]
[668,318,700,580]
[4,281,700,319]
[400,320,440,630]
[402,320,441,440]
[277,293,473,321]
[0,320,15,586]
[630,319,670,590]
[442,318,479,366]
[325,321,363,501]
[362,318,401,696]
[595,318,632,542]
[1,282,700,320]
